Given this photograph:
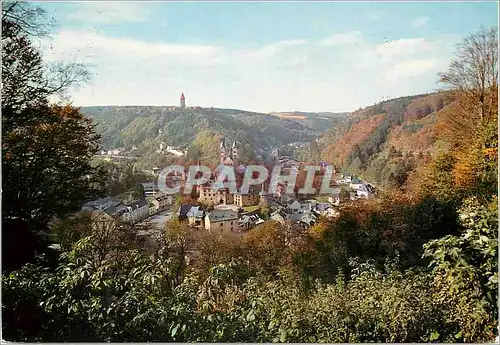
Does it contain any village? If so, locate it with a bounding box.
[82,136,376,240]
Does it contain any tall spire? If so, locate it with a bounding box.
[231,141,238,162]
[220,138,226,164]
[180,92,186,110]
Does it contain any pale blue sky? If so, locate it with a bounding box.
[38,1,498,112]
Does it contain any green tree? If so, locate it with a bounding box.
[2,2,104,273]
[188,130,221,165]
[186,145,202,162]
[339,187,351,202]
[349,157,363,176]
[423,197,498,342]
[259,198,270,219]
[132,183,145,200]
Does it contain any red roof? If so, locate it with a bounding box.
[180,93,185,100]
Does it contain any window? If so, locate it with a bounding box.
[230,221,233,225]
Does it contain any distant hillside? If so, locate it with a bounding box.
[320,91,457,189]
[81,106,347,156]
[272,111,349,118]
[270,111,349,132]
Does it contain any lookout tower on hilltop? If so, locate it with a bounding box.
[180,92,186,110]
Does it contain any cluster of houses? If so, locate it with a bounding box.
[156,143,186,157]
[99,146,138,157]
[81,182,173,224]
[270,198,339,229]
[83,147,376,237]
[177,204,265,234]
[175,188,344,235]
[288,142,309,148]
[335,173,376,200]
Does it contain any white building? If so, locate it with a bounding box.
[204,209,239,233]
[122,199,149,223]
[356,184,375,199]
[187,206,204,227]
[141,182,159,197]
[349,178,364,191]
[166,146,184,157]
[106,148,122,156]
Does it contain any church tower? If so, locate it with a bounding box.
[231,141,238,161]
[220,138,226,164]
[180,92,186,110]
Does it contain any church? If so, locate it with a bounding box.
[219,138,239,166]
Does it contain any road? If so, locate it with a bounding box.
[136,209,172,237]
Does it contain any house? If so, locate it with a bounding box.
[279,193,296,204]
[141,182,160,197]
[270,207,289,224]
[234,188,260,207]
[270,212,286,224]
[336,173,352,184]
[177,204,194,220]
[148,203,157,216]
[356,184,374,198]
[343,174,352,183]
[82,197,119,212]
[198,184,234,205]
[104,203,128,219]
[259,188,269,203]
[315,202,331,212]
[298,213,317,229]
[287,200,302,213]
[350,178,364,191]
[300,200,321,212]
[166,146,184,157]
[122,199,149,223]
[238,214,264,231]
[204,209,239,233]
[149,192,172,212]
[186,206,204,227]
[107,148,122,156]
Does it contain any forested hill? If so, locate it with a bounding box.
[320,91,457,189]
[80,106,348,152]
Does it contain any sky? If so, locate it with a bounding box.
[37,1,498,113]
